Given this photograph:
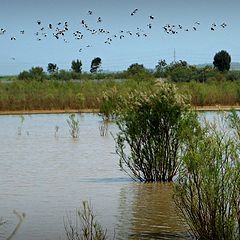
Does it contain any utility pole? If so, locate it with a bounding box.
[173,48,176,63]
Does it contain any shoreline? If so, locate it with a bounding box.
[0,106,240,115]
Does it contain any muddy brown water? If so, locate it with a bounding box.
[0,112,226,239]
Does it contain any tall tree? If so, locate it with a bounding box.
[127,63,146,75]
[90,57,102,73]
[71,59,82,73]
[213,50,231,72]
[155,59,167,73]
[47,63,58,74]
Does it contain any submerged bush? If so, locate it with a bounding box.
[64,201,108,240]
[67,114,80,139]
[174,115,240,239]
[114,83,199,182]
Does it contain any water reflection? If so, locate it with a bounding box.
[116,183,190,240]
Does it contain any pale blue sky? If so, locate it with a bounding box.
[0,0,239,75]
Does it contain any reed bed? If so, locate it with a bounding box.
[0,79,240,111]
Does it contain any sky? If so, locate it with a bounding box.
[0,0,240,75]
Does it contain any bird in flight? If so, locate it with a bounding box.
[131,8,138,16]
[221,23,227,28]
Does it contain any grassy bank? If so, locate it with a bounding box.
[177,81,240,106]
[0,79,240,111]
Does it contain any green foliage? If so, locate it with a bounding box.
[56,70,72,81]
[1,77,240,112]
[64,201,108,240]
[127,63,145,75]
[114,83,199,182]
[18,67,47,81]
[228,110,240,138]
[71,59,82,73]
[174,116,240,239]
[154,59,167,77]
[18,70,31,81]
[176,81,240,106]
[99,87,119,120]
[225,71,240,81]
[213,50,231,72]
[90,57,102,73]
[47,63,58,74]
[126,63,153,81]
[67,113,80,139]
[163,61,199,82]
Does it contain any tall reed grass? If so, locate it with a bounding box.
[0,79,239,111]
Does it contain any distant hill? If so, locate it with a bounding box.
[196,62,240,70]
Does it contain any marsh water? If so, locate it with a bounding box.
[0,112,226,240]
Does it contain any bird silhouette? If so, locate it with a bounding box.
[131,8,138,16]
[221,23,227,28]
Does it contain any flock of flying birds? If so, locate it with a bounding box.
[0,9,228,54]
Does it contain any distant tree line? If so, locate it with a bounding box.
[18,50,240,82]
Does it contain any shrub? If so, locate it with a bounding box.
[67,114,80,139]
[99,87,119,120]
[18,67,47,81]
[174,115,240,239]
[225,71,240,81]
[64,201,108,240]
[57,70,72,81]
[114,83,199,182]
[126,63,153,81]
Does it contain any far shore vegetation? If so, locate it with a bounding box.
[1,50,240,112]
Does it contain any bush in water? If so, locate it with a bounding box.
[174,114,240,239]
[114,83,200,182]
[64,201,108,240]
[67,114,80,139]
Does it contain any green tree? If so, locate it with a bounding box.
[155,59,167,77]
[71,59,82,73]
[47,63,58,74]
[113,83,199,182]
[127,63,145,75]
[213,50,231,72]
[18,70,31,80]
[164,61,198,82]
[174,114,240,239]
[90,57,102,73]
[126,63,152,81]
[29,67,46,81]
[18,67,46,81]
